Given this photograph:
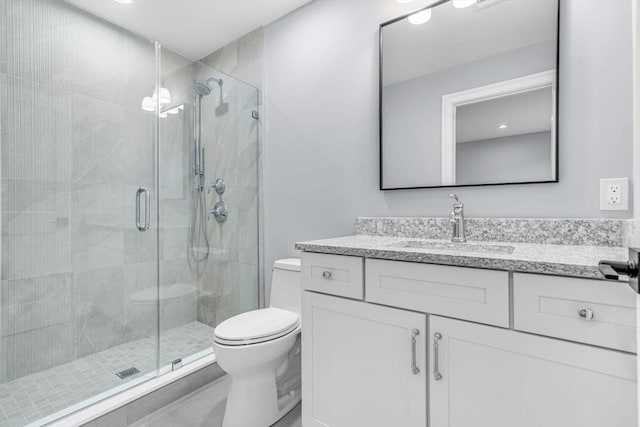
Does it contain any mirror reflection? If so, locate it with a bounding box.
[380,0,559,189]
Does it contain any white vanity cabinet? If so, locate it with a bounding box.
[365,259,510,327]
[429,315,637,427]
[300,253,638,427]
[301,291,427,427]
[513,272,637,353]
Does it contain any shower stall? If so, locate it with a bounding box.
[0,1,260,425]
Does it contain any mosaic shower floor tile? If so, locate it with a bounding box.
[0,322,213,427]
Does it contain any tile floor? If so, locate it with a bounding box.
[0,322,214,427]
[130,376,302,427]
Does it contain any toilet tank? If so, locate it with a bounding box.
[270,258,302,314]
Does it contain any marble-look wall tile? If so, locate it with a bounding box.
[160,227,189,261]
[123,262,156,298]
[124,228,156,265]
[194,27,263,320]
[200,41,239,84]
[1,76,72,182]
[1,273,71,307]
[73,267,126,357]
[200,27,264,91]
[1,0,262,387]
[2,0,70,88]
[2,178,73,279]
[238,262,259,314]
[237,187,259,265]
[71,93,153,187]
[236,28,264,91]
[199,259,238,299]
[0,0,208,388]
[237,113,259,189]
[197,259,239,328]
[0,1,7,75]
[196,281,240,328]
[1,321,75,383]
[66,17,126,102]
[195,293,217,328]
[0,273,72,337]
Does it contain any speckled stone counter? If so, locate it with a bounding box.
[355,217,634,247]
[295,235,629,280]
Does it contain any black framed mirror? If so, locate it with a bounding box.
[379,0,560,190]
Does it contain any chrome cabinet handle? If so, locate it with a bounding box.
[411,329,420,375]
[577,306,595,321]
[433,332,443,381]
[136,187,150,232]
[322,271,332,280]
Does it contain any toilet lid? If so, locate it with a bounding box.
[213,308,300,345]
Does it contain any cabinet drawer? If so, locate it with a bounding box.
[513,273,636,353]
[365,259,509,327]
[301,252,364,299]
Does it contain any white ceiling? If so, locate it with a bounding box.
[456,86,553,143]
[383,0,557,86]
[65,0,312,60]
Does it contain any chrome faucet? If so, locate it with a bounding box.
[449,194,465,243]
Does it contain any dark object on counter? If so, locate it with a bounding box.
[599,247,640,293]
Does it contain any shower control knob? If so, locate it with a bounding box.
[210,201,228,224]
[209,178,226,195]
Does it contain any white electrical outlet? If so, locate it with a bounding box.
[600,178,629,211]
[608,184,621,204]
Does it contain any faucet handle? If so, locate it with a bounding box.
[449,193,463,207]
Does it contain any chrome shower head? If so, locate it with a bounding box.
[193,77,223,97]
[193,80,212,96]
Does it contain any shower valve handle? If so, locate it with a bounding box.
[209,201,228,224]
[209,178,226,195]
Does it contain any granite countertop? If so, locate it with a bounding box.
[295,235,630,280]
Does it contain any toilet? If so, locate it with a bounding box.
[213,258,302,427]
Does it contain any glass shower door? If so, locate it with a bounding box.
[0,1,161,425]
[156,56,261,367]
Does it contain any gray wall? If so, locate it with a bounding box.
[263,0,633,293]
[382,41,554,188]
[456,131,552,185]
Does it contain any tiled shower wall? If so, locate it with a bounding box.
[0,0,197,382]
[193,32,263,327]
[0,0,262,386]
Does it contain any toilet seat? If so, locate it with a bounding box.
[214,307,300,346]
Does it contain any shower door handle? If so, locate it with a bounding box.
[136,187,150,232]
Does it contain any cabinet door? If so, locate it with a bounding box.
[302,291,427,427]
[429,316,638,427]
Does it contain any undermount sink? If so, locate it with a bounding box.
[389,240,516,254]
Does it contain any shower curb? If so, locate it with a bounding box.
[47,356,226,427]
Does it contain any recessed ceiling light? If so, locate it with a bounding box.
[408,9,432,25]
[498,124,508,129]
[113,0,133,4]
[453,0,475,8]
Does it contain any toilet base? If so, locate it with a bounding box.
[222,371,300,427]
[216,332,302,427]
